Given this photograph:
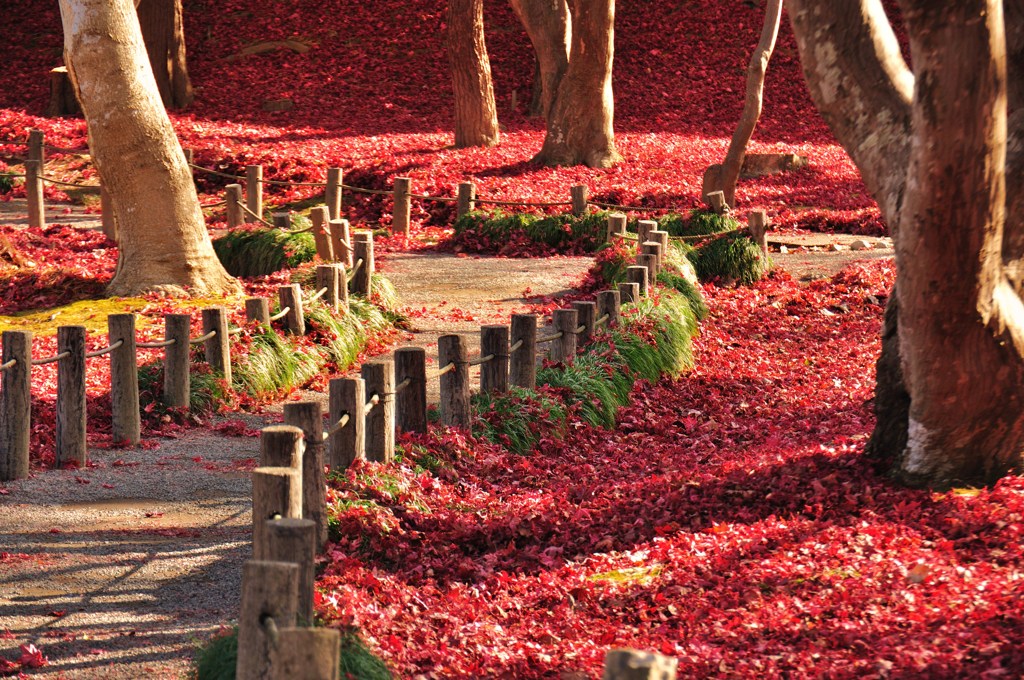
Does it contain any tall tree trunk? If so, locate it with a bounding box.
[715,0,783,208]
[448,0,500,147]
[60,0,239,297]
[136,0,193,109]
[535,0,619,167]
[509,0,571,120]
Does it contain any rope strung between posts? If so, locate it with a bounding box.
[189,330,217,344]
[363,393,380,415]
[589,200,689,213]
[137,338,177,349]
[426,362,456,379]
[31,351,70,366]
[340,184,393,196]
[236,200,274,228]
[85,339,124,358]
[188,164,244,181]
[268,307,291,322]
[307,286,329,303]
[0,359,16,372]
[42,175,100,189]
[536,331,564,343]
[467,353,494,367]
[228,326,245,336]
[575,324,586,334]
[261,615,280,648]
[324,413,351,438]
[346,259,364,283]
[475,197,573,208]
[409,193,458,202]
[200,199,227,209]
[44,143,90,156]
[395,377,412,392]
[595,313,610,327]
[509,338,524,353]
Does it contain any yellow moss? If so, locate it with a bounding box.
[588,564,664,586]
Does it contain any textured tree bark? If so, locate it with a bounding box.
[136,0,193,109]
[60,0,239,297]
[509,0,571,120]
[535,0,619,167]
[448,0,500,147]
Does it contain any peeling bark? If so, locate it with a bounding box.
[448,0,500,147]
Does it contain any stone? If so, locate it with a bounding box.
[827,243,847,252]
[778,245,789,254]
[263,98,295,112]
[849,239,872,251]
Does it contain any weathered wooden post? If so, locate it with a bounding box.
[626,266,650,297]
[251,466,302,560]
[637,219,657,245]
[245,297,271,327]
[706,190,728,214]
[325,167,343,220]
[395,347,427,434]
[650,229,670,253]
[226,184,244,228]
[56,325,87,468]
[328,377,365,469]
[602,648,678,680]
[108,314,140,446]
[638,253,659,287]
[351,232,374,297]
[392,177,412,236]
[456,181,476,219]
[202,307,231,385]
[0,331,31,481]
[438,334,470,428]
[236,560,298,680]
[329,219,352,267]
[27,129,44,166]
[266,518,317,626]
[641,242,663,279]
[100,187,117,241]
[273,212,290,230]
[749,210,770,261]
[571,184,588,216]
[361,361,395,464]
[597,290,621,328]
[246,164,263,219]
[572,301,597,345]
[283,402,327,550]
[278,284,305,335]
[510,314,537,389]
[310,206,334,261]
[618,281,641,304]
[163,314,191,409]
[270,628,341,680]
[551,309,579,363]
[315,264,341,312]
[260,424,303,469]
[25,160,44,230]
[480,325,509,394]
[607,212,627,242]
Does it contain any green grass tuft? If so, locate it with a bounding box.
[687,232,771,285]
[232,327,326,398]
[213,227,317,277]
[473,386,569,454]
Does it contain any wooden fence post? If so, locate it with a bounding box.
[315,264,341,312]
[638,253,659,287]
[351,233,373,297]
[551,309,578,362]
[246,164,263,219]
[226,184,244,228]
[641,242,663,279]
[273,213,290,230]
[27,129,44,166]
[283,402,327,550]
[395,347,427,434]
[278,284,305,335]
[108,314,140,446]
[457,181,476,219]
[637,219,657,245]
[510,314,537,389]
[0,331,31,481]
[329,219,352,267]
[25,160,44,230]
[571,184,588,216]
[392,177,412,236]
[56,325,87,468]
[325,167,343,220]
[202,307,232,385]
[749,210,770,261]
[100,187,118,241]
[310,206,334,261]
[260,424,304,469]
[236,560,298,680]
[361,361,395,463]
[270,628,340,680]
[163,313,191,409]
[706,190,728,214]
[252,467,302,561]
[626,266,650,298]
[618,281,640,304]
[572,301,596,345]
[607,212,627,242]
[328,377,365,470]
[650,230,670,253]
[266,519,317,626]
[597,289,621,328]
[245,297,271,327]
[480,325,509,394]
[438,334,470,428]
[602,648,678,680]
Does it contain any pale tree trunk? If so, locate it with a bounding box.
[136,0,193,109]
[509,0,571,120]
[60,0,239,297]
[448,0,500,147]
[714,0,783,208]
[535,0,619,167]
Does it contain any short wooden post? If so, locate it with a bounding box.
[108,314,140,446]
[509,314,537,389]
[392,176,412,236]
[310,206,334,261]
[236,560,298,680]
[572,301,596,345]
[270,628,340,680]
[202,307,231,385]
[602,648,679,680]
[456,181,476,219]
[328,377,365,470]
[749,210,770,261]
[627,266,650,297]
[351,233,373,297]
[260,424,304,469]
[315,264,341,312]
[251,467,302,560]
[638,253,659,287]
[597,290,621,328]
[25,160,44,230]
[245,297,271,327]
[325,167,343,220]
[163,314,191,409]
[706,190,728,214]
[637,219,657,245]
[226,184,244,228]
[480,325,509,394]
[0,331,31,481]
[246,164,263,219]
[361,361,395,463]
[266,518,317,626]
[273,212,290,230]
[47,67,79,116]
[27,129,44,166]
[329,219,351,267]
[618,282,641,304]
[395,347,427,434]
[182,148,194,170]
[100,187,118,241]
[283,402,327,550]
[278,284,305,335]
[551,309,578,363]
[650,230,670,253]
[438,334,470,428]
[571,184,588,216]
[641,242,663,279]
[607,212,627,242]
[56,325,87,468]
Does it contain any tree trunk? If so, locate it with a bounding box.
[448,0,500,147]
[534,0,619,167]
[714,0,783,208]
[509,0,571,120]
[60,0,239,297]
[136,0,193,109]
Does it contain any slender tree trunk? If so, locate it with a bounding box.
[715,0,783,208]
[136,0,193,109]
[448,0,500,147]
[509,0,571,120]
[60,0,239,297]
[535,0,620,167]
